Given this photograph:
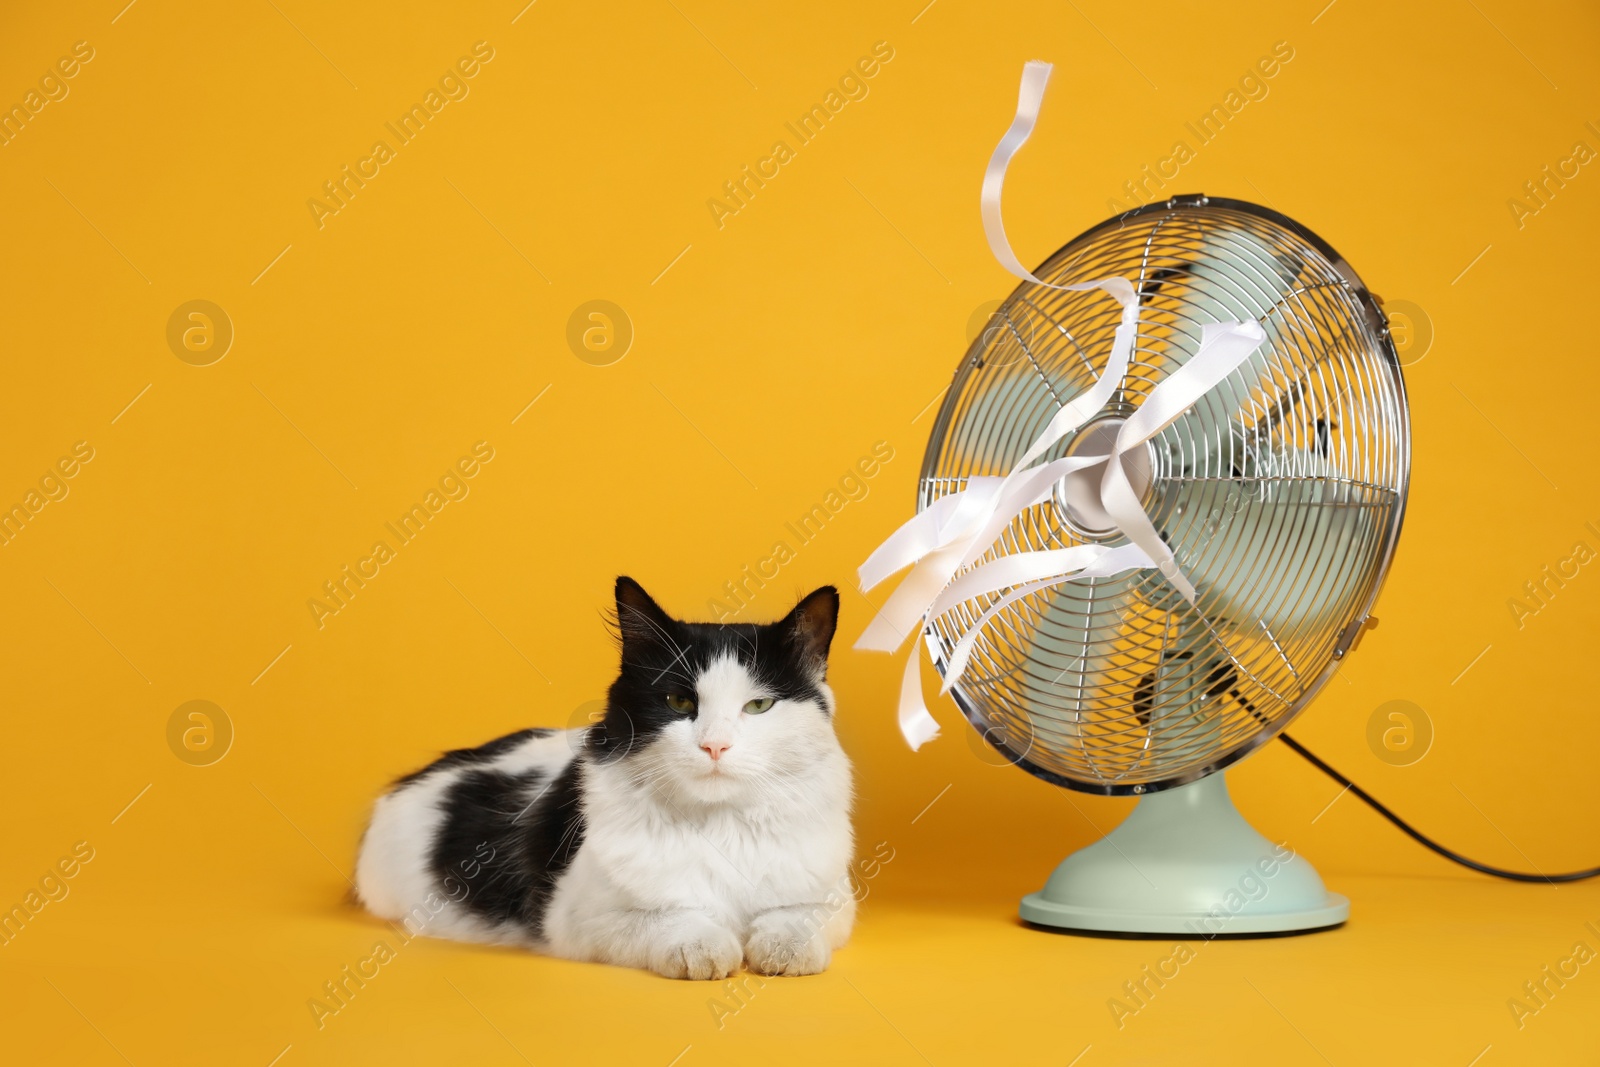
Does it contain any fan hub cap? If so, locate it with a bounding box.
[1053,416,1154,540]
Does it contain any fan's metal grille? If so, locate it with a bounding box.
[919,199,1409,794]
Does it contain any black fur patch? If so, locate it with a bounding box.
[426,757,585,938]
[517,760,585,937]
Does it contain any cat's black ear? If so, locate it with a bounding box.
[614,576,673,649]
[781,586,839,671]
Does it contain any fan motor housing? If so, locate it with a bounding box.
[1052,415,1155,540]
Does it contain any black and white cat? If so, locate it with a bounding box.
[354,578,855,980]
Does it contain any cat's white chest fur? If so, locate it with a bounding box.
[544,735,856,963]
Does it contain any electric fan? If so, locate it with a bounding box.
[855,63,1410,934]
[929,193,1406,934]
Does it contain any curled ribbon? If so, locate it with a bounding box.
[855,60,1269,750]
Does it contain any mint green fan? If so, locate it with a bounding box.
[923,195,1409,934]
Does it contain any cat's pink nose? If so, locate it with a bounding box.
[700,740,731,761]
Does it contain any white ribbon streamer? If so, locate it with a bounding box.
[856,60,1269,750]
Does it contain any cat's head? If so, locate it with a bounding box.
[589,577,844,804]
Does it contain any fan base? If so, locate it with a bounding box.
[1020,771,1350,936]
[1017,898,1349,938]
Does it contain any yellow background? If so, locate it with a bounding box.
[3,0,1598,1063]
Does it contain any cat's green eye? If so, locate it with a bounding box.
[666,694,696,714]
[743,698,775,715]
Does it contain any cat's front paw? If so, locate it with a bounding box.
[650,924,743,981]
[745,920,831,977]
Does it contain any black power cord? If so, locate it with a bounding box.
[1279,732,1600,884]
